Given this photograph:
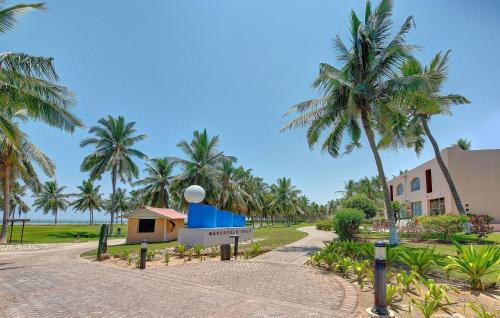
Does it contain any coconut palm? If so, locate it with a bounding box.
[33,181,69,224]
[103,188,129,223]
[386,52,470,215]
[80,116,147,234]
[71,179,103,225]
[170,129,235,204]
[270,177,301,226]
[134,157,174,208]
[0,3,82,242]
[282,0,416,244]
[0,181,29,218]
[217,159,251,214]
[453,138,471,151]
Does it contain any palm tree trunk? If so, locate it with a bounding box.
[54,208,58,224]
[0,166,10,243]
[361,110,398,245]
[89,208,93,225]
[420,117,466,215]
[110,167,116,236]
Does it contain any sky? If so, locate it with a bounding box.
[4,0,500,221]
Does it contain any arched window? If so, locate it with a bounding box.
[396,184,404,196]
[411,177,420,192]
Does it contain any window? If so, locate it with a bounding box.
[411,178,420,192]
[411,201,422,217]
[425,169,432,193]
[138,219,155,233]
[429,198,445,215]
[397,184,404,196]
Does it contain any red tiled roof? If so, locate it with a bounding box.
[144,207,187,220]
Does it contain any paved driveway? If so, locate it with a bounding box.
[0,227,357,317]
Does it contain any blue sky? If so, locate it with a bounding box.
[5,0,500,220]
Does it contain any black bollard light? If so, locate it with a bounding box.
[371,240,389,316]
[229,234,239,259]
[140,239,147,269]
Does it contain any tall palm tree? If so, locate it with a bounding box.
[104,188,129,223]
[270,177,301,226]
[386,52,470,215]
[282,0,416,244]
[217,159,250,214]
[453,138,471,151]
[134,157,174,208]
[0,3,82,243]
[0,181,29,218]
[33,181,69,224]
[71,179,103,225]
[80,116,147,235]
[170,129,235,204]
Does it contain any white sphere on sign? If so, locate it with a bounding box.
[184,185,205,203]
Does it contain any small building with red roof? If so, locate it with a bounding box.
[121,207,187,244]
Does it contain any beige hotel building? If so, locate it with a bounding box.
[387,147,500,230]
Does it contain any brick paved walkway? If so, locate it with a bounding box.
[0,227,357,317]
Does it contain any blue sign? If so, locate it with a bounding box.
[187,203,245,228]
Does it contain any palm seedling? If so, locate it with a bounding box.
[396,268,421,294]
[464,302,500,318]
[193,244,204,259]
[444,243,500,290]
[348,259,371,290]
[397,247,436,276]
[176,243,186,258]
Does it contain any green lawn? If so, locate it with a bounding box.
[3,224,128,244]
[81,222,312,258]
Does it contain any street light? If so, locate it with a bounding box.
[370,240,390,317]
[140,239,147,269]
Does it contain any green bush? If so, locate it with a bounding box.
[344,194,377,218]
[315,220,332,231]
[397,247,436,275]
[332,208,365,241]
[416,215,468,241]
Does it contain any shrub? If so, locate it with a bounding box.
[444,243,500,290]
[396,269,421,293]
[332,208,365,241]
[348,259,371,290]
[187,248,193,261]
[469,214,495,241]
[315,220,332,231]
[416,215,468,241]
[118,250,130,260]
[146,249,156,261]
[249,242,261,257]
[386,284,400,306]
[210,246,218,257]
[193,244,204,259]
[410,293,442,318]
[397,219,424,241]
[164,250,170,265]
[176,243,186,258]
[344,194,377,218]
[397,247,436,276]
[372,217,389,232]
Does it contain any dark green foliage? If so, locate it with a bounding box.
[315,220,332,231]
[344,194,377,218]
[332,208,365,241]
[416,215,468,241]
[468,214,494,241]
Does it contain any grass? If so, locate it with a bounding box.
[3,224,128,244]
[81,222,312,258]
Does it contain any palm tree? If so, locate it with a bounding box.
[0,181,29,218]
[170,129,235,205]
[387,52,470,215]
[103,188,129,224]
[134,157,174,208]
[71,180,103,225]
[33,181,69,224]
[0,3,82,243]
[282,0,416,244]
[453,138,471,151]
[217,159,250,214]
[270,177,301,226]
[80,116,147,235]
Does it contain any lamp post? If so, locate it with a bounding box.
[229,234,239,259]
[140,239,147,270]
[371,240,389,317]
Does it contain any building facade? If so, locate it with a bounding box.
[387,147,500,229]
[122,207,186,244]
